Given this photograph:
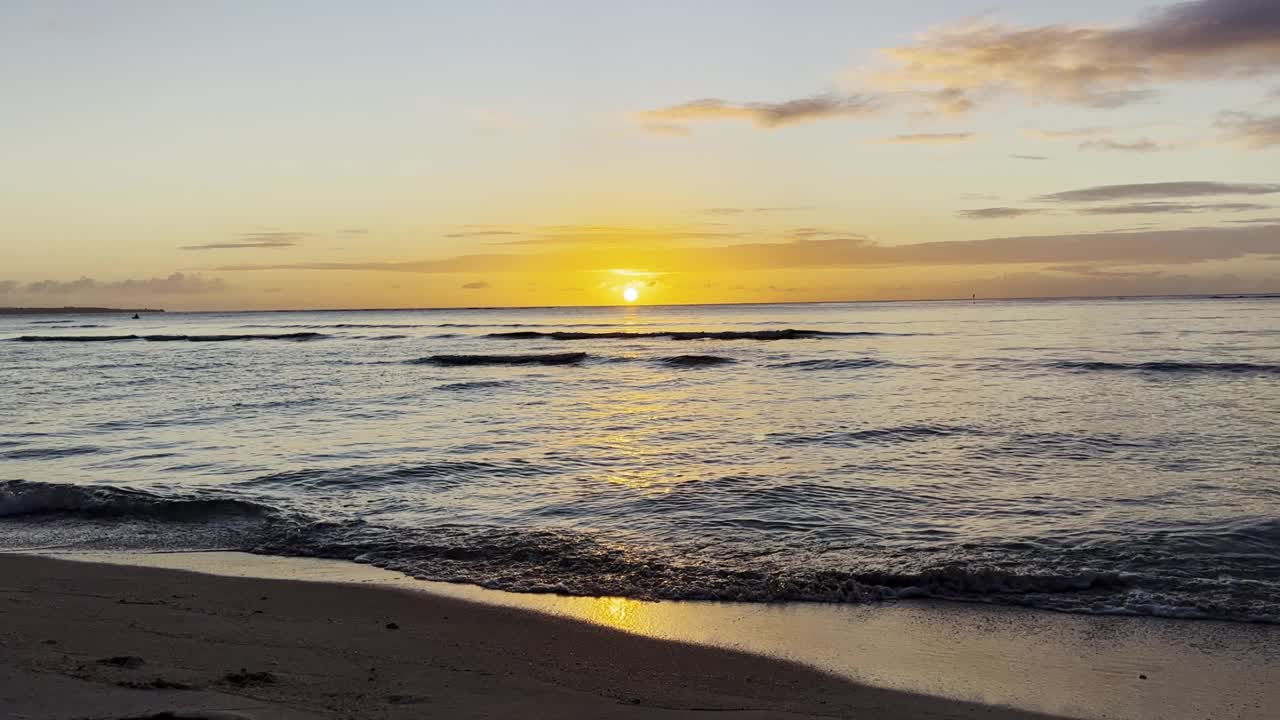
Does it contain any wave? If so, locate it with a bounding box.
[1,479,1275,622]
[13,332,328,343]
[0,480,273,520]
[660,355,737,367]
[1051,360,1280,376]
[485,329,892,341]
[435,380,514,391]
[771,358,896,371]
[411,352,589,366]
[0,445,102,460]
[772,424,975,446]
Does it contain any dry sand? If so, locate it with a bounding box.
[0,553,1062,720]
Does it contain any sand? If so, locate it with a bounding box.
[0,553,1065,720]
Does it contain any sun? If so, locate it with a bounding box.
[622,286,640,303]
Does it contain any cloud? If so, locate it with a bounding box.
[0,280,17,294]
[695,206,809,216]
[445,230,524,239]
[1038,181,1280,203]
[181,231,305,251]
[491,225,744,247]
[918,87,977,115]
[1079,138,1168,152]
[21,273,227,295]
[1075,201,1271,215]
[1024,127,1113,140]
[787,227,865,240]
[1045,264,1165,279]
[1228,216,1280,224]
[340,228,369,235]
[641,122,691,137]
[1011,154,1049,160]
[214,223,1280,274]
[877,0,1280,109]
[636,94,879,132]
[461,281,489,290]
[960,207,1046,219]
[1216,111,1280,147]
[882,132,976,144]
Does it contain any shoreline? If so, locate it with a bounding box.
[4,551,1277,719]
[1,552,1067,720]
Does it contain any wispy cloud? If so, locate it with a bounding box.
[641,122,691,137]
[882,132,976,144]
[1023,127,1113,140]
[960,207,1045,219]
[1079,138,1169,152]
[636,94,879,133]
[181,231,305,251]
[1038,181,1280,203]
[1076,201,1271,215]
[461,281,490,290]
[787,227,865,240]
[1045,264,1164,279]
[877,0,1280,109]
[444,230,524,239]
[695,207,810,216]
[445,224,745,247]
[1216,111,1280,148]
[1011,154,1049,161]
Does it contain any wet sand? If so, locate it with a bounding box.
[1,553,1064,720]
[2,552,1275,719]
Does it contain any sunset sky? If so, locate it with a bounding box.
[3,0,1280,309]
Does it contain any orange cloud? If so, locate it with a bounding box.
[636,94,879,132]
[881,132,975,144]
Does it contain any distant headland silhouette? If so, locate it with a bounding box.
[0,307,164,315]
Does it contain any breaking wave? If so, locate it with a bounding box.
[1,480,1274,622]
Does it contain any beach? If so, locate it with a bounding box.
[4,552,1278,720]
[1,553,1071,720]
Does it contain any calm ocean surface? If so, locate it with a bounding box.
[2,298,1278,622]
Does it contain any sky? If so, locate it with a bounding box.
[2,0,1280,310]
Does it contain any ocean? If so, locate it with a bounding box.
[2,297,1278,622]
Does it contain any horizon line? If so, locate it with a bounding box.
[11,291,1277,315]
